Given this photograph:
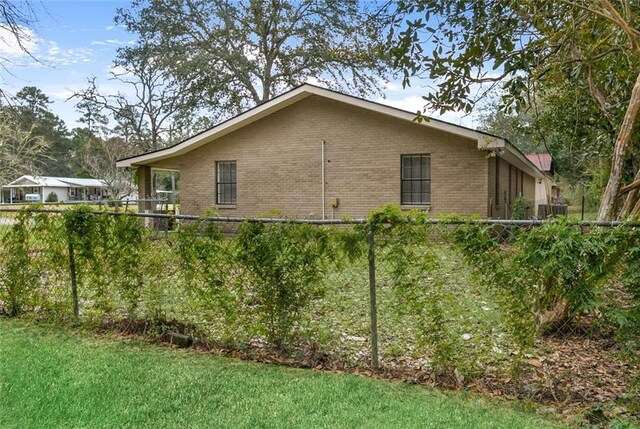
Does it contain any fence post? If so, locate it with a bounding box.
[368,225,379,369]
[68,240,79,318]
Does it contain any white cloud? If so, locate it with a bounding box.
[91,39,129,47]
[0,35,95,69]
[107,63,132,77]
[375,95,425,114]
[376,94,476,127]
[305,76,323,86]
[44,42,94,67]
[47,87,77,101]
[385,81,401,91]
[0,25,38,57]
[433,109,475,127]
[47,41,61,56]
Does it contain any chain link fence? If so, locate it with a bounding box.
[0,207,637,416]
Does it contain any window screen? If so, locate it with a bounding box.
[401,154,431,205]
[216,161,237,205]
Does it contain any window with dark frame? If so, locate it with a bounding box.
[216,161,237,205]
[401,154,431,205]
[520,171,524,196]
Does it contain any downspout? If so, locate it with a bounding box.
[321,140,326,220]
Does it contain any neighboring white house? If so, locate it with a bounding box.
[525,153,562,214]
[0,175,109,204]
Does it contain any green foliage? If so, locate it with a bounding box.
[63,206,97,259]
[511,197,532,220]
[367,205,471,375]
[452,223,537,353]
[45,192,58,203]
[389,1,639,117]
[1,86,82,178]
[0,208,66,316]
[1,205,639,385]
[388,1,640,219]
[62,207,148,316]
[0,210,42,316]
[236,221,330,349]
[116,0,391,117]
[515,221,617,317]
[174,220,243,342]
[606,227,640,349]
[107,214,147,313]
[452,219,637,351]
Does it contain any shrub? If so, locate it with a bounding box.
[45,192,58,203]
[452,222,537,351]
[236,221,330,350]
[368,206,470,375]
[511,197,532,220]
[0,210,41,316]
[0,208,65,316]
[107,214,147,314]
[62,207,147,318]
[175,220,243,342]
[453,219,630,344]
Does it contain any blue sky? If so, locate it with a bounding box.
[1,1,476,130]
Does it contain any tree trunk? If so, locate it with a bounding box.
[631,195,640,217]
[620,169,640,218]
[621,189,639,218]
[598,71,640,220]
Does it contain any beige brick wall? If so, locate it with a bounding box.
[523,171,536,204]
[488,156,536,219]
[147,95,494,218]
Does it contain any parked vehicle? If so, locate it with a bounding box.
[25,194,41,203]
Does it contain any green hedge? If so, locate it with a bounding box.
[0,205,638,379]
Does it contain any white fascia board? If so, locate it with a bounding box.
[477,136,506,149]
[4,175,35,187]
[476,137,543,179]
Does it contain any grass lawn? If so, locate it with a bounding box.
[0,318,563,429]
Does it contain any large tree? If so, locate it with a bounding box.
[478,82,617,210]
[71,129,135,198]
[389,0,640,220]
[0,87,83,177]
[0,111,49,184]
[71,45,197,152]
[115,0,392,116]
[9,87,81,176]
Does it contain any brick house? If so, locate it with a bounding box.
[116,84,542,219]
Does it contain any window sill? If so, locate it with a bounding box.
[215,204,237,210]
[400,204,431,211]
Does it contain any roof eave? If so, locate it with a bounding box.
[116,84,506,168]
[116,87,315,168]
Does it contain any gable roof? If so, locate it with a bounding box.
[3,175,107,188]
[526,153,553,173]
[116,84,543,179]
